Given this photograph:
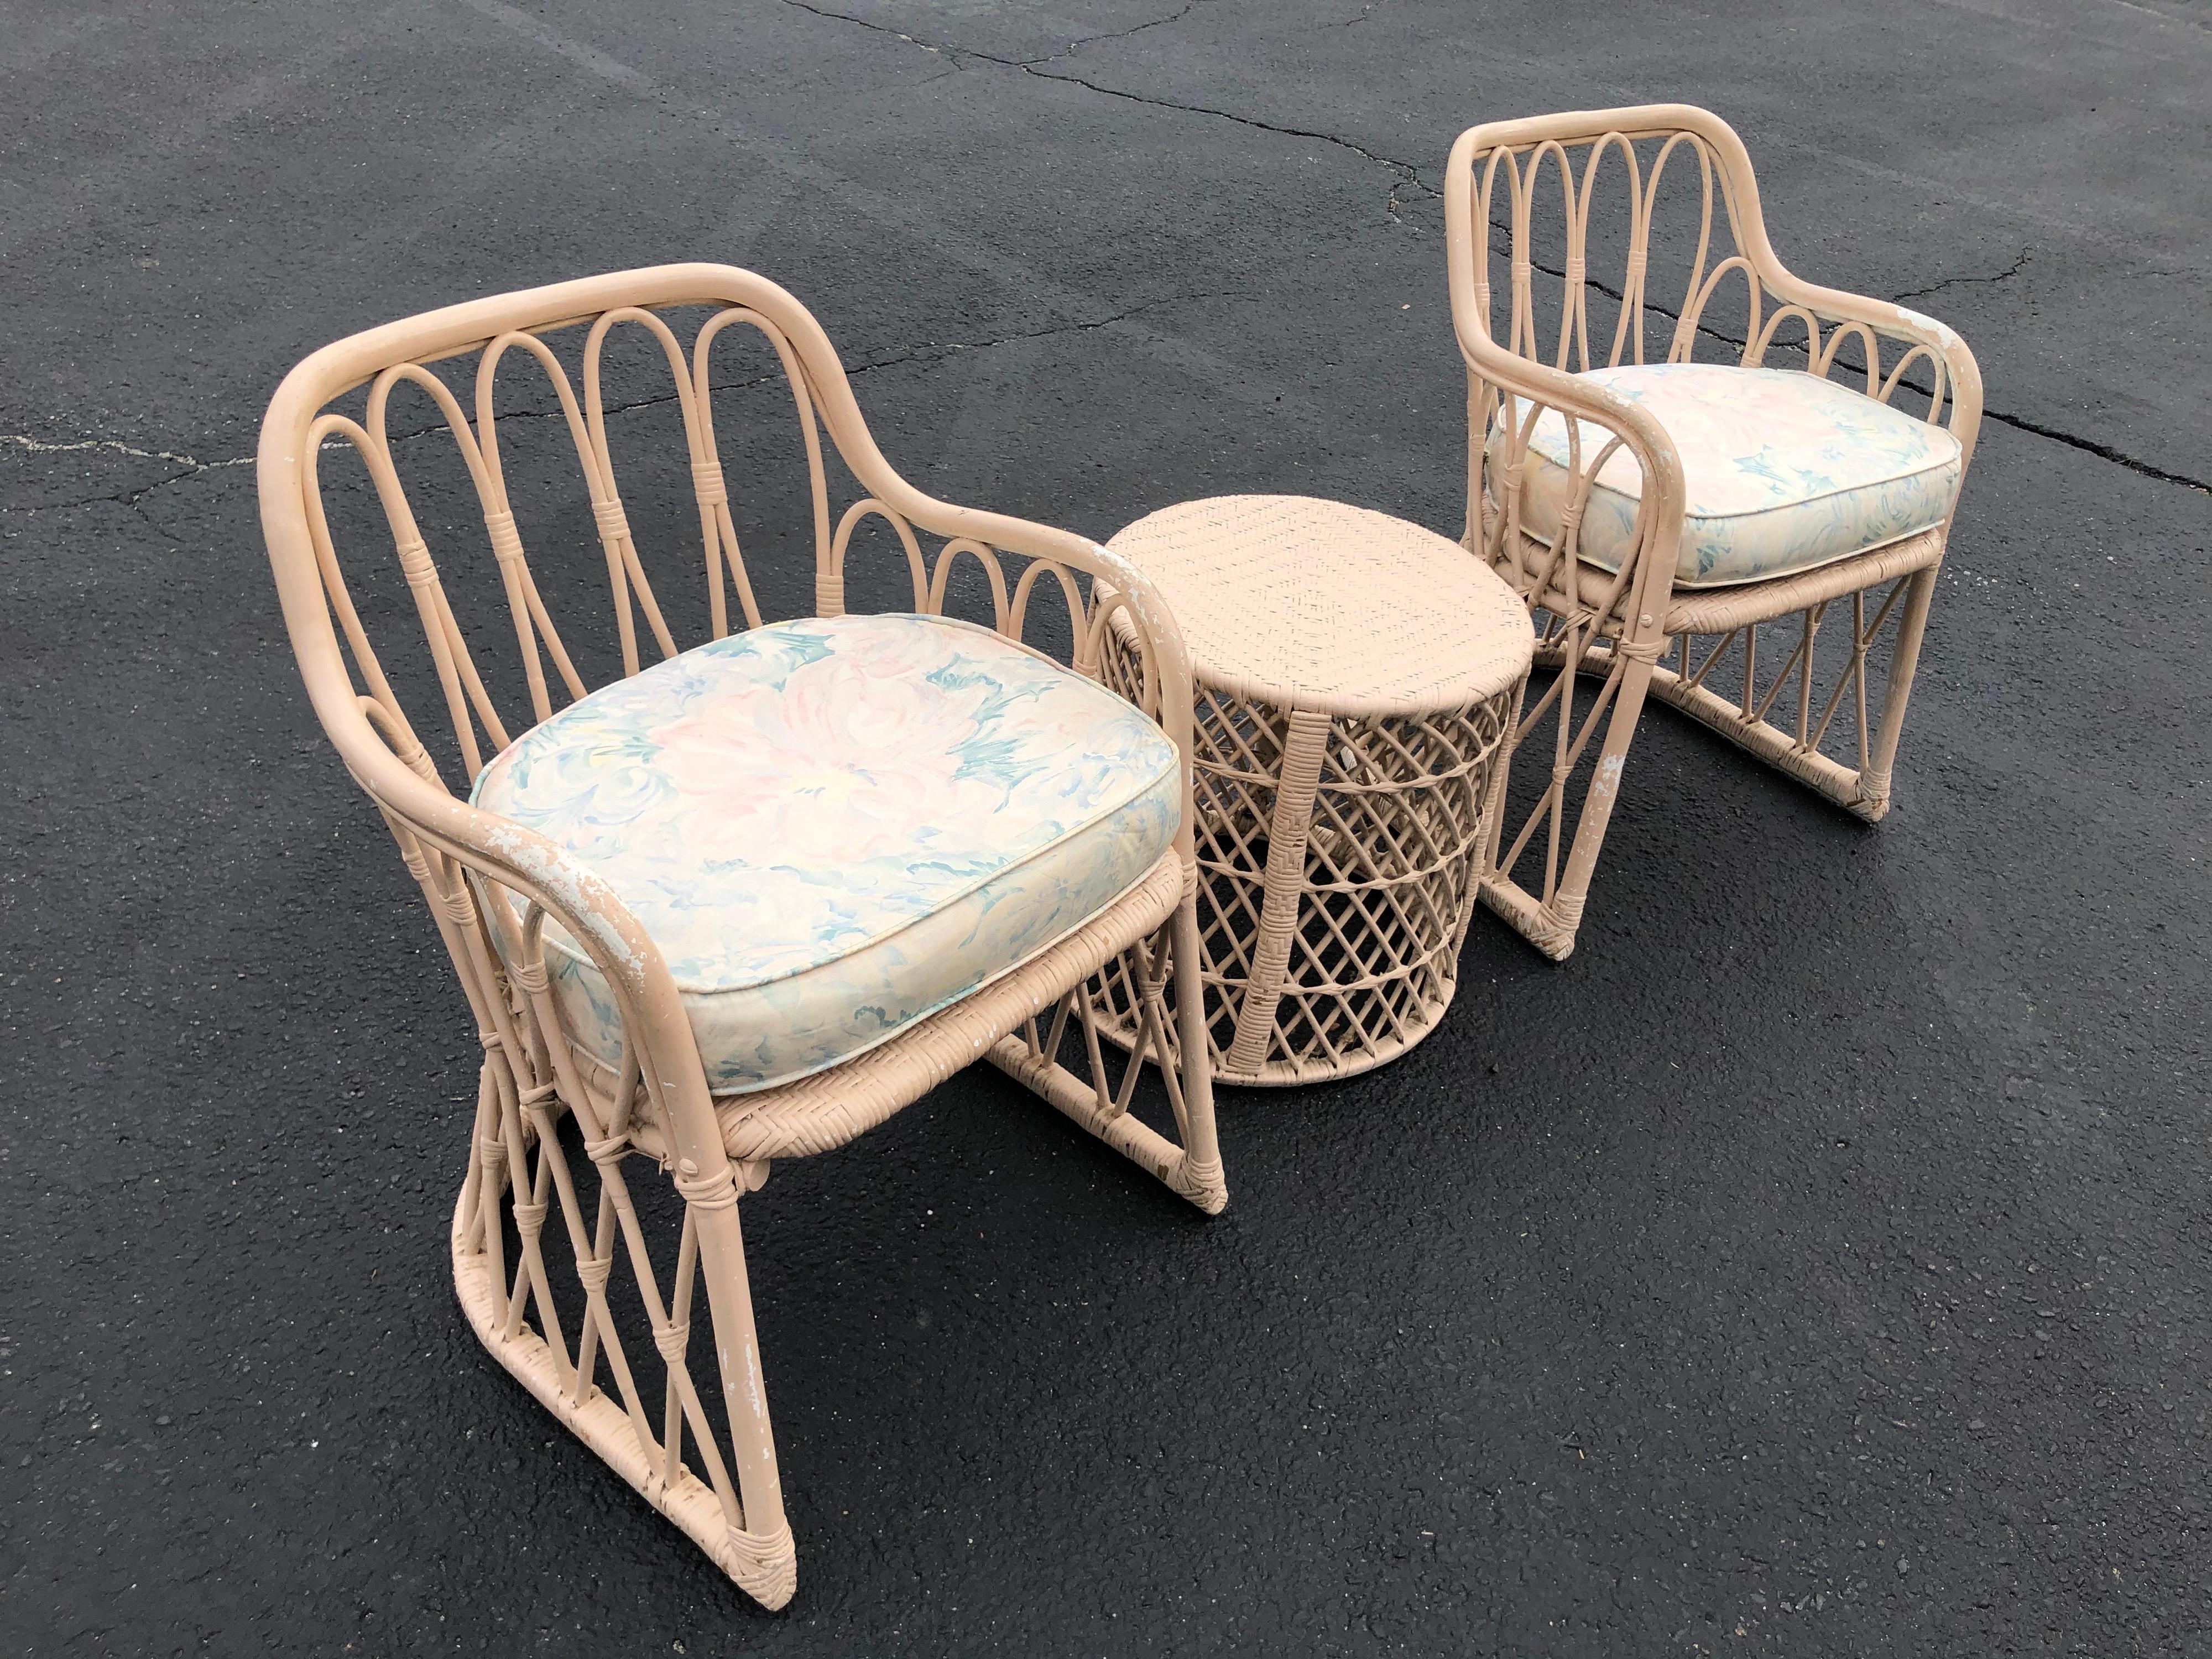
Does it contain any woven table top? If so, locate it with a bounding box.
[1106,494,1535,717]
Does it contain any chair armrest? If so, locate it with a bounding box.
[773,324,1204,864]
[1749,269,1985,460]
[1659,114,1984,457]
[902,495,1207,871]
[328,712,729,1169]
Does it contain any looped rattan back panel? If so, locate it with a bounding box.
[1462,126,1952,424]
[298,301,1155,799]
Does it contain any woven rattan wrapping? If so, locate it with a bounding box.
[1106,494,1535,717]
[1099,496,1533,1085]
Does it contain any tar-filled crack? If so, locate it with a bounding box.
[1507,244,2210,496]
[775,0,1438,220]
[2,291,1248,520]
[1893,246,2031,304]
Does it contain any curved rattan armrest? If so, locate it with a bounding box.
[1660,112,1984,457]
[785,349,1203,850]
[1454,332,1688,504]
[1744,269,1986,459]
[347,727,724,1135]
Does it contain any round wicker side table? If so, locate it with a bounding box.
[1093,494,1535,1086]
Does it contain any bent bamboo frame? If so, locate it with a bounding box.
[1443,105,1984,959]
[257,264,1225,1611]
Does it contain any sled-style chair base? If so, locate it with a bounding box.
[451,854,1209,1608]
[259,265,1225,1611]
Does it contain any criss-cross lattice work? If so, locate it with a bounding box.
[1087,497,1530,1086]
[1089,680,1518,1083]
[258,265,1224,1611]
[1444,105,1984,960]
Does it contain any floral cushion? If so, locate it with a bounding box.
[1486,363,1963,588]
[471,613,1180,1095]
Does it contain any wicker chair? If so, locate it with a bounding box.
[256,265,1226,1609]
[1445,105,1984,958]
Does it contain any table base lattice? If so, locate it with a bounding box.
[1095,633,1521,1086]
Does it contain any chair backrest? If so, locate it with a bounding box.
[1443,104,1984,575]
[258,263,1191,1169]
[1444,103,1985,425]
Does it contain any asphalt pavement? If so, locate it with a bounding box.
[3,1,2208,1653]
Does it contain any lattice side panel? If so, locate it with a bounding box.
[1091,625,1514,1084]
[461,1097,757,1526]
[1259,708,1504,1077]
[393,828,792,1596]
[1656,578,1920,775]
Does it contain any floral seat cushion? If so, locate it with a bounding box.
[472,613,1181,1095]
[1486,363,1964,588]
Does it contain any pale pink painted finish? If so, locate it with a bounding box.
[1446,105,1984,959]
[257,265,1226,1610]
[1099,494,1534,1084]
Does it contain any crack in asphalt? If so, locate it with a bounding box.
[1893,246,2032,304]
[1022,0,1209,65]
[15,14,2204,517]
[775,0,1439,220]
[770,4,2204,493]
[3,291,1249,519]
[1969,409,2210,493]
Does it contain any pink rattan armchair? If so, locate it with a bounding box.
[1446,105,1984,958]
[257,265,1225,1608]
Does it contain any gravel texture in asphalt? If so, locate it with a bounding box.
[3,1,2208,1653]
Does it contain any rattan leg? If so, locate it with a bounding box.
[1481,645,1657,962]
[984,895,1228,1214]
[1165,899,1227,1210]
[689,1191,796,1606]
[1855,563,1940,822]
[1222,707,1331,1076]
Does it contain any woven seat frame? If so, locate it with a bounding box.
[1445,105,1984,959]
[257,265,1225,1610]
